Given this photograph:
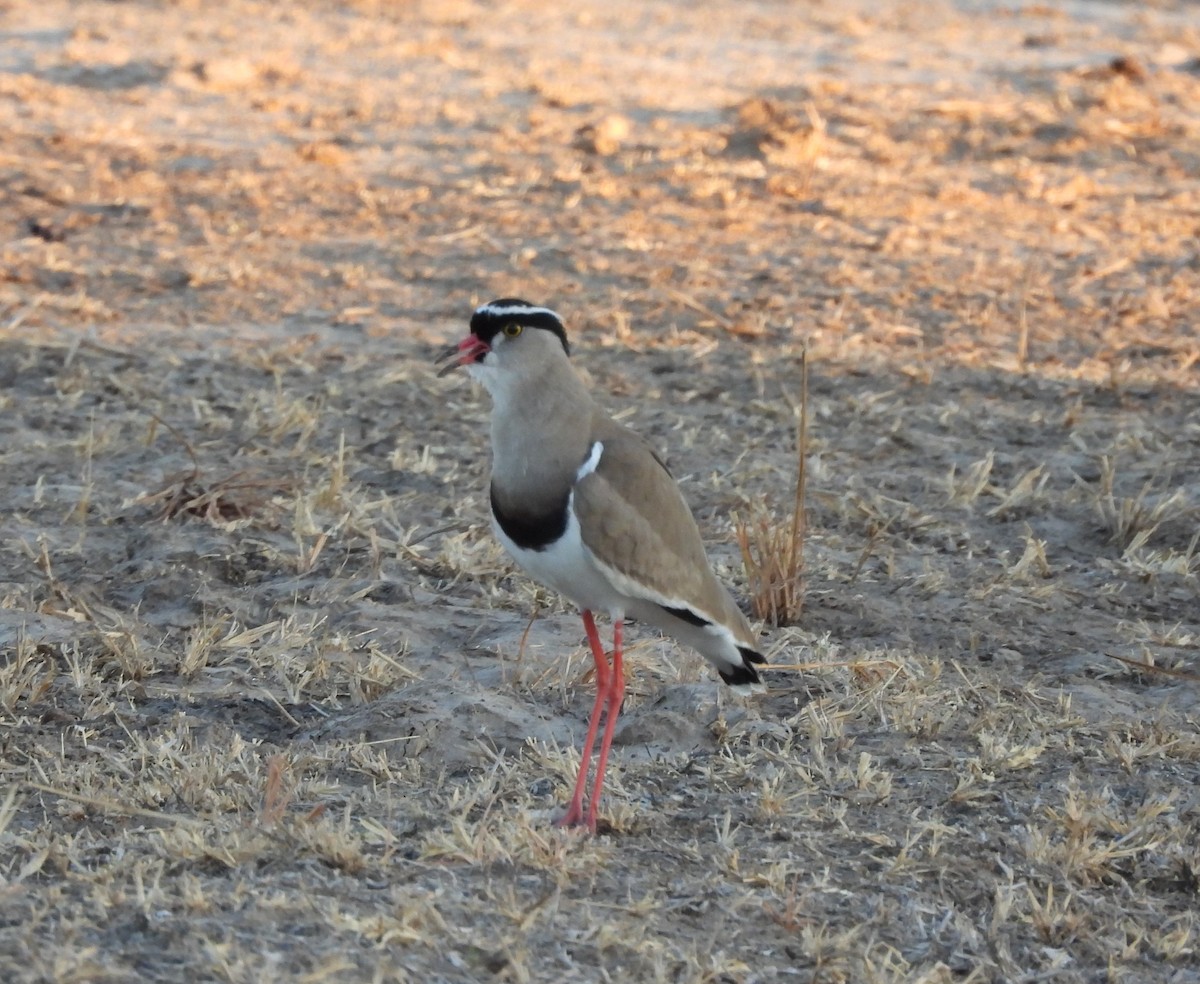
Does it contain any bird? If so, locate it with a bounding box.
[436,298,765,833]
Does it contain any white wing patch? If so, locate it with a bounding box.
[576,441,604,482]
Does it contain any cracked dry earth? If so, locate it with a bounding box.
[1,0,1199,982]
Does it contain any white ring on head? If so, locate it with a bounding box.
[475,303,562,322]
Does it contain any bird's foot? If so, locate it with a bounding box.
[555,802,596,834]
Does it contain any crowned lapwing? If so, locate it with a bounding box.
[437,298,764,832]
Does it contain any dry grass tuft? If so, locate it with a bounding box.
[1094,455,1191,551]
[736,350,808,626]
[142,469,288,523]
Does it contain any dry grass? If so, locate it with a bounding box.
[736,350,809,626]
[2,0,1199,982]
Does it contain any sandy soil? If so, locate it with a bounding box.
[2,1,1199,981]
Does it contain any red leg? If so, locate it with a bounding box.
[580,610,609,690]
[557,610,610,829]
[585,616,625,833]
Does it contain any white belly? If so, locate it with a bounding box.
[492,493,628,618]
[492,491,753,680]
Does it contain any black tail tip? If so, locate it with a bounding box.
[720,647,766,687]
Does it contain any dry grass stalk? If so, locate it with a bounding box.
[1105,653,1200,682]
[260,754,294,827]
[735,350,808,626]
[24,782,205,828]
[761,658,902,675]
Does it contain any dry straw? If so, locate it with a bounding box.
[735,349,808,627]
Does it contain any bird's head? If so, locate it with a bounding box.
[436,299,571,391]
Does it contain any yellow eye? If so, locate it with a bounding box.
[503,323,523,338]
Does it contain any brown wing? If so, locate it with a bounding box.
[572,422,731,619]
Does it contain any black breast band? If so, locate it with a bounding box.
[491,484,570,551]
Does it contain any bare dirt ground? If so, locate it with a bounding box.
[2,0,1199,981]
